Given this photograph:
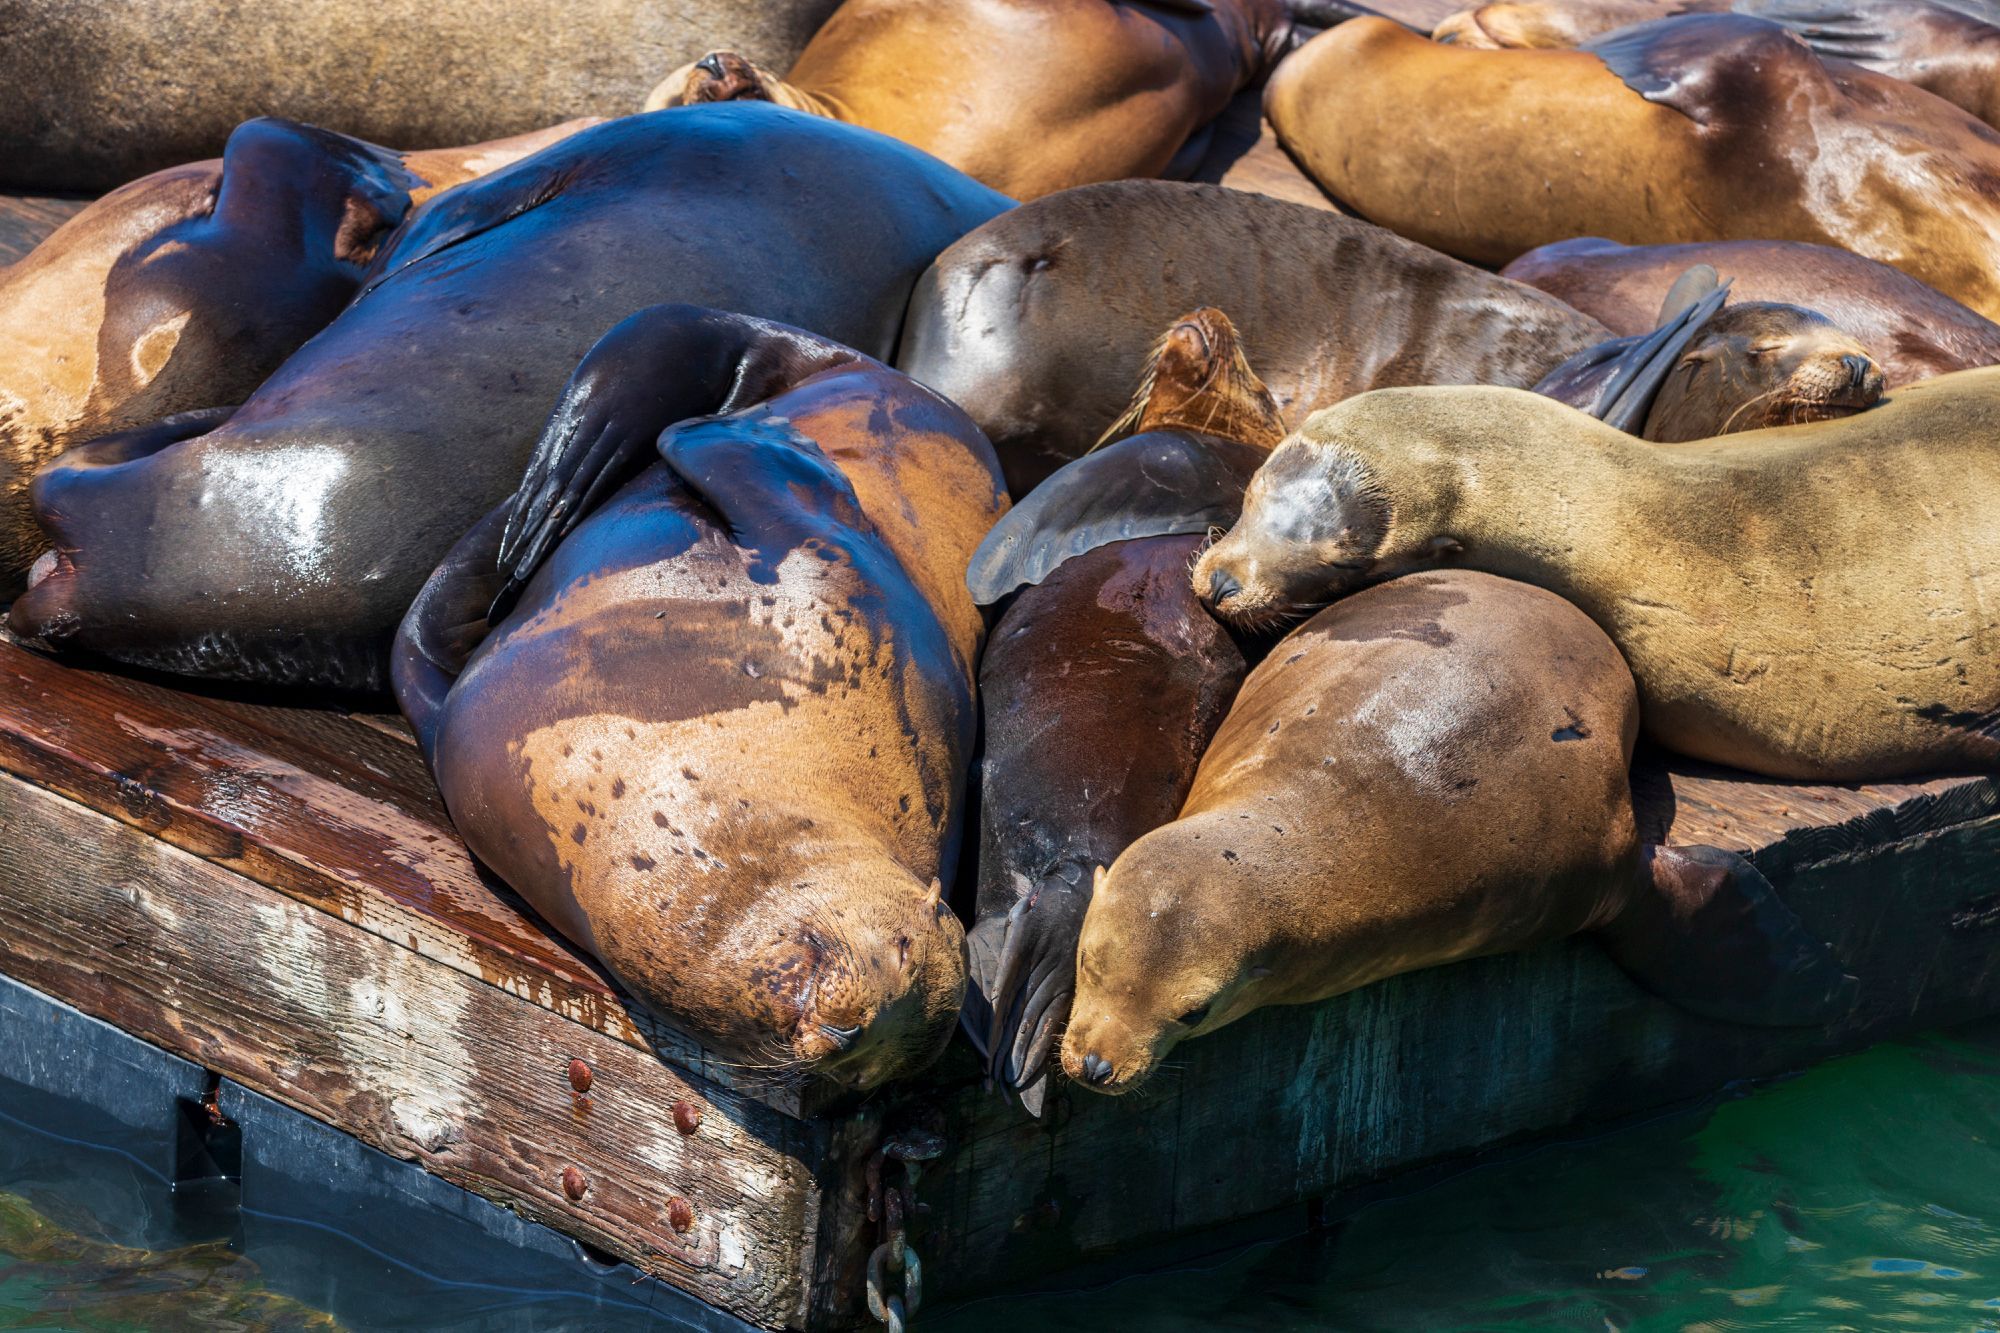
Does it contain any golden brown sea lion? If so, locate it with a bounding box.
[1060,571,1853,1094]
[394,305,1006,1090]
[2,0,840,191]
[1265,13,2000,320]
[1434,0,1721,47]
[1193,370,2000,780]
[963,309,1276,1110]
[1531,267,1883,441]
[1503,237,2000,388]
[645,0,1294,199]
[0,116,595,589]
[896,180,1607,495]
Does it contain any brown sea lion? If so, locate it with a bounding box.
[394,305,1005,1090]
[2,0,840,192]
[0,116,595,590]
[1193,370,2000,780]
[8,105,1010,691]
[644,0,1293,199]
[1531,267,1883,440]
[1503,237,2000,387]
[1265,14,2000,320]
[1434,1,1722,47]
[895,180,1607,496]
[962,309,1279,1110]
[1060,572,1853,1095]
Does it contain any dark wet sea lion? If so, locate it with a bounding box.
[9,105,1010,690]
[1060,571,1853,1095]
[1532,267,1883,440]
[2,0,841,191]
[644,0,1293,200]
[394,305,1005,1090]
[962,310,1276,1108]
[1265,14,2000,320]
[1503,237,2000,387]
[0,116,596,589]
[896,180,1606,495]
[1194,370,2000,780]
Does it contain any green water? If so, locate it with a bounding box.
[8,1025,2000,1331]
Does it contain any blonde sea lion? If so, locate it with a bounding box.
[1503,237,2000,388]
[1060,571,1852,1095]
[394,305,1005,1090]
[1264,14,2000,320]
[962,309,1277,1110]
[1434,0,1722,47]
[0,116,595,589]
[644,0,1293,199]
[1193,370,2000,780]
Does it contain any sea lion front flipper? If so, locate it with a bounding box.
[1584,14,1832,127]
[964,432,1268,604]
[1740,0,2000,69]
[497,305,865,601]
[1595,843,1859,1027]
[393,503,510,762]
[1590,276,1730,433]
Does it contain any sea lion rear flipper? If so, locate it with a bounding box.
[497,305,864,598]
[211,118,419,266]
[393,503,510,762]
[1595,843,1859,1027]
[1584,14,1832,127]
[658,414,870,554]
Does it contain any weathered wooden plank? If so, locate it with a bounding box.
[913,794,2000,1301]
[0,771,825,1329]
[0,193,87,267]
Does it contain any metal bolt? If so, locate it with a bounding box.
[562,1166,588,1201]
[567,1058,593,1094]
[667,1196,695,1233]
[672,1100,702,1135]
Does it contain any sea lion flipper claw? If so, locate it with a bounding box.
[1596,843,1859,1027]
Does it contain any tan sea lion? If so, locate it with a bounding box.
[0,116,595,589]
[1531,267,1883,441]
[962,309,1277,1110]
[394,305,1006,1090]
[2,0,840,191]
[1060,571,1853,1095]
[1193,370,2000,780]
[1434,1,1722,47]
[896,180,1606,495]
[1264,14,2000,320]
[1503,238,2000,388]
[645,0,1293,200]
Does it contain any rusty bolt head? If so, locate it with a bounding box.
[567,1058,593,1094]
[667,1196,695,1233]
[672,1100,702,1135]
[562,1166,588,1201]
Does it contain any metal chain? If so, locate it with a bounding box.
[863,1124,945,1330]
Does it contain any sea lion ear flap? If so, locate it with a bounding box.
[394,503,512,764]
[1594,843,1859,1027]
[1092,865,1109,894]
[926,877,945,909]
[212,118,420,267]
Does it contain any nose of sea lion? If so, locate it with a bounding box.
[1078,1053,1114,1085]
[1841,354,1872,390]
[1207,569,1242,606]
[818,1022,862,1051]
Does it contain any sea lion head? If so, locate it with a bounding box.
[1058,856,1270,1096]
[643,51,824,115]
[1189,430,1390,630]
[1098,306,1288,449]
[1645,302,1884,442]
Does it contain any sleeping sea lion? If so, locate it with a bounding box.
[962,309,1279,1110]
[644,0,1293,199]
[0,116,595,590]
[1531,266,1883,441]
[895,180,1606,495]
[1434,1,1722,47]
[8,105,1010,690]
[393,305,1005,1090]
[1059,571,1853,1095]
[1264,14,2000,320]
[1503,237,2000,387]
[2,0,840,191]
[1192,370,2000,780]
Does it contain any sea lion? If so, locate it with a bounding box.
[1192,370,2000,780]
[2,0,841,191]
[1503,237,2000,387]
[895,180,1607,495]
[0,116,596,589]
[1434,1,1722,47]
[644,0,1293,200]
[393,305,1005,1090]
[9,105,1010,691]
[1264,14,2000,320]
[1531,266,1883,441]
[962,309,1278,1110]
[1059,571,1854,1095]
